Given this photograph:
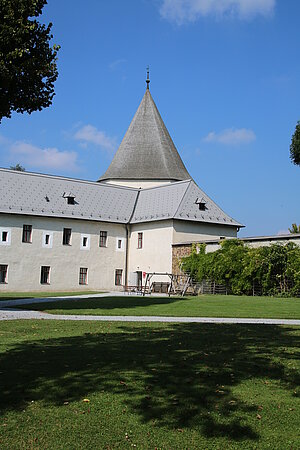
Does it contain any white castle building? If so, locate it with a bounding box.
[0,79,243,292]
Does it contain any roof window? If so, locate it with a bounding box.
[195,197,207,211]
[63,192,76,205]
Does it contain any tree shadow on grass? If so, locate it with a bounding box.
[0,323,299,442]
[19,295,183,311]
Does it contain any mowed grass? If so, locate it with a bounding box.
[0,320,299,449]
[20,294,300,319]
[0,291,103,301]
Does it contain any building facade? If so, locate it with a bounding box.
[0,83,242,292]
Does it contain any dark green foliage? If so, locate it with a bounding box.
[9,163,25,171]
[290,120,300,166]
[289,223,300,234]
[0,0,60,121]
[181,240,300,296]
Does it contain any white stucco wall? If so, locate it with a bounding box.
[190,235,300,254]
[0,213,126,292]
[127,220,174,285]
[244,237,300,249]
[104,179,172,189]
[172,220,238,244]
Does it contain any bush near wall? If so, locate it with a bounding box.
[181,240,300,297]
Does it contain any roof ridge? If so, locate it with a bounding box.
[173,180,192,217]
[0,168,138,192]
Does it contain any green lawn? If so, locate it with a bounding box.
[19,294,300,319]
[0,320,299,449]
[0,291,103,301]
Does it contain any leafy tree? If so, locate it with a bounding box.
[289,223,300,234]
[290,120,300,166]
[181,240,300,297]
[0,0,60,122]
[9,163,25,171]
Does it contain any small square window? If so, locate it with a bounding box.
[22,225,32,243]
[0,265,8,283]
[63,228,72,245]
[115,269,123,286]
[42,231,53,248]
[138,232,143,249]
[0,228,11,246]
[67,197,75,205]
[199,203,206,211]
[79,267,88,285]
[40,266,50,284]
[99,231,107,247]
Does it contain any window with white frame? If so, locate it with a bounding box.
[116,237,124,251]
[0,265,8,283]
[63,228,72,245]
[80,234,90,250]
[42,231,53,248]
[40,266,50,284]
[99,231,107,247]
[79,267,88,285]
[138,232,143,249]
[0,228,11,246]
[115,269,123,286]
[22,224,32,243]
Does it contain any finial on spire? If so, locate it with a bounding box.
[146,66,150,90]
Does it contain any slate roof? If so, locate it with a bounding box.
[0,168,243,228]
[132,179,243,227]
[99,89,191,182]
[0,169,137,224]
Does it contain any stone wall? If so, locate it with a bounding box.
[172,244,193,274]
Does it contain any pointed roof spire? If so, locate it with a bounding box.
[146,66,150,90]
[98,87,191,182]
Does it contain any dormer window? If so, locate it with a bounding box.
[195,197,207,211]
[63,192,76,205]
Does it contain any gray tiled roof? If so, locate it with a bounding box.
[99,89,191,182]
[131,179,243,227]
[0,169,243,228]
[0,169,137,223]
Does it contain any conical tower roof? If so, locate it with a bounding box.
[98,89,191,182]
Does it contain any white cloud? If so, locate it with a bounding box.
[74,125,116,153]
[10,142,78,172]
[160,0,275,24]
[109,58,127,70]
[203,128,256,145]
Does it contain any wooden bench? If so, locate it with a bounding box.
[123,285,143,295]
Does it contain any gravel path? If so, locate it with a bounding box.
[1,308,300,325]
[1,293,300,325]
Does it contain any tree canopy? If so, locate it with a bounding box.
[289,223,300,234]
[0,0,60,122]
[9,163,25,171]
[290,120,300,166]
[181,240,300,297]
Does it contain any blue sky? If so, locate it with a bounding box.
[0,0,299,237]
